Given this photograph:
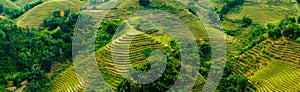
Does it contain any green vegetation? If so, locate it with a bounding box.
[218,0,245,20]
[0,0,42,19]
[95,19,123,50]
[16,0,85,28]
[250,61,300,91]
[266,16,300,41]
[242,15,253,27]
[45,67,88,91]
[118,52,180,91]
[219,75,249,91]
[0,0,19,8]
[0,0,300,91]
[0,6,92,91]
[139,0,150,7]
[0,19,52,91]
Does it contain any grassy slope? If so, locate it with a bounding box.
[14,0,35,7]
[228,37,300,91]
[219,1,299,53]
[106,0,208,40]
[0,0,20,8]
[16,0,85,28]
[250,61,300,91]
[14,0,52,7]
[45,66,88,92]
[225,1,298,29]
[222,1,300,91]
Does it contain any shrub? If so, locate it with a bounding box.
[139,0,150,6]
[224,28,242,36]
[282,23,296,38]
[296,37,300,42]
[242,15,252,27]
[267,23,276,29]
[0,4,3,13]
[218,0,245,21]
[251,25,267,38]
[268,27,282,40]
[255,59,260,63]
[141,49,154,57]
[263,61,268,66]
[275,55,281,59]
[219,75,250,92]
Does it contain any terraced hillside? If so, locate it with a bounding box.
[45,66,89,91]
[250,61,300,91]
[229,39,273,76]
[96,22,166,90]
[0,0,20,8]
[16,0,85,28]
[46,21,169,91]
[228,37,300,91]
[219,0,299,53]
[226,1,299,25]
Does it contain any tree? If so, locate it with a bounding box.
[139,0,150,6]
[219,75,249,92]
[0,30,5,39]
[0,4,3,13]
[288,16,296,23]
[117,50,181,91]
[251,25,267,38]
[24,4,31,11]
[64,8,70,17]
[218,0,245,21]
[242,15,252,27]
[297,16,300,24]
[43,16,57,30]
[268,27,281,40]
[52,10,61,18]
[267,23,276,30]
[296,37,300,42]
[282,23,296,38]
[4,8,24,18]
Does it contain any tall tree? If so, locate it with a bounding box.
[0,4,3,13]
[242,15,252,27]
[268,27,281,40]
[64,8,70,17]
[139,0,150,6]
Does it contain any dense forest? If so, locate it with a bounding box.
[0,8,82,90]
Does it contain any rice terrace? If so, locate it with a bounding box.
[0,0,300,92]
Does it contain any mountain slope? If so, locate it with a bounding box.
[228,37,300,91]
[0,0,20,8]
[16,0,85,28]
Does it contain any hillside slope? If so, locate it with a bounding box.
[16,0,85,28]
[0,0,20,8]
[250,61,300,91]
[14,0,51,7]
[220,1,299,53]
[228,37,300,91]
